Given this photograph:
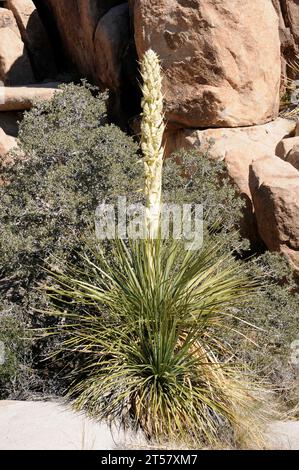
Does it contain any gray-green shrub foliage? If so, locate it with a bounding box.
[0,83,141,305]
[0,302,34,398]
[0,83,141,396]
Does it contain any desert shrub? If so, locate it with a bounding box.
[238,253,299,410]
[162,149,249,253]
[0,82,141,396]
[0,82,141,306]
[0,303,35,398]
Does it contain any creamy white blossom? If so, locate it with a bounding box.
[140,49,165,239]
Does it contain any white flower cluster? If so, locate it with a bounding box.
[140,49,165,238]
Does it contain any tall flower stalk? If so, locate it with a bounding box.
[140,49,165,239]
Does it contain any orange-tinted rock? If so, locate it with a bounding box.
[134,0,281,128]
[0,82,61,111]
[43,0,125,81]
[94,4,130,90]
[272,0,299,76]
[276,136,299,159]
[0,7,35,85]
[286,144,299,170]
[250,155,299,270]
[4,0,57,80]
[283,0,299,49]
[164,119,295,245]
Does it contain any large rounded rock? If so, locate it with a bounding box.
[250,155,299,271]
[276,136,299,159]
[286,144,299,171]
[272,0,299,73]
[41,0,125,81]
[283,0,299,49]
[94,3,130,90]
[166,119,295,162]
[0,7,35,85]
[4,0,57,80]
[134,0,281,128]
[164,118,295,245]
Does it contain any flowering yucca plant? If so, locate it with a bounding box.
[45,239,270,448]
[42,50,270,448]
[140,50,165,239]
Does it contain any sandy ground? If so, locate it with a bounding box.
[0,400,298,450]
[266,420,299,450]
[0,400,145,450]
